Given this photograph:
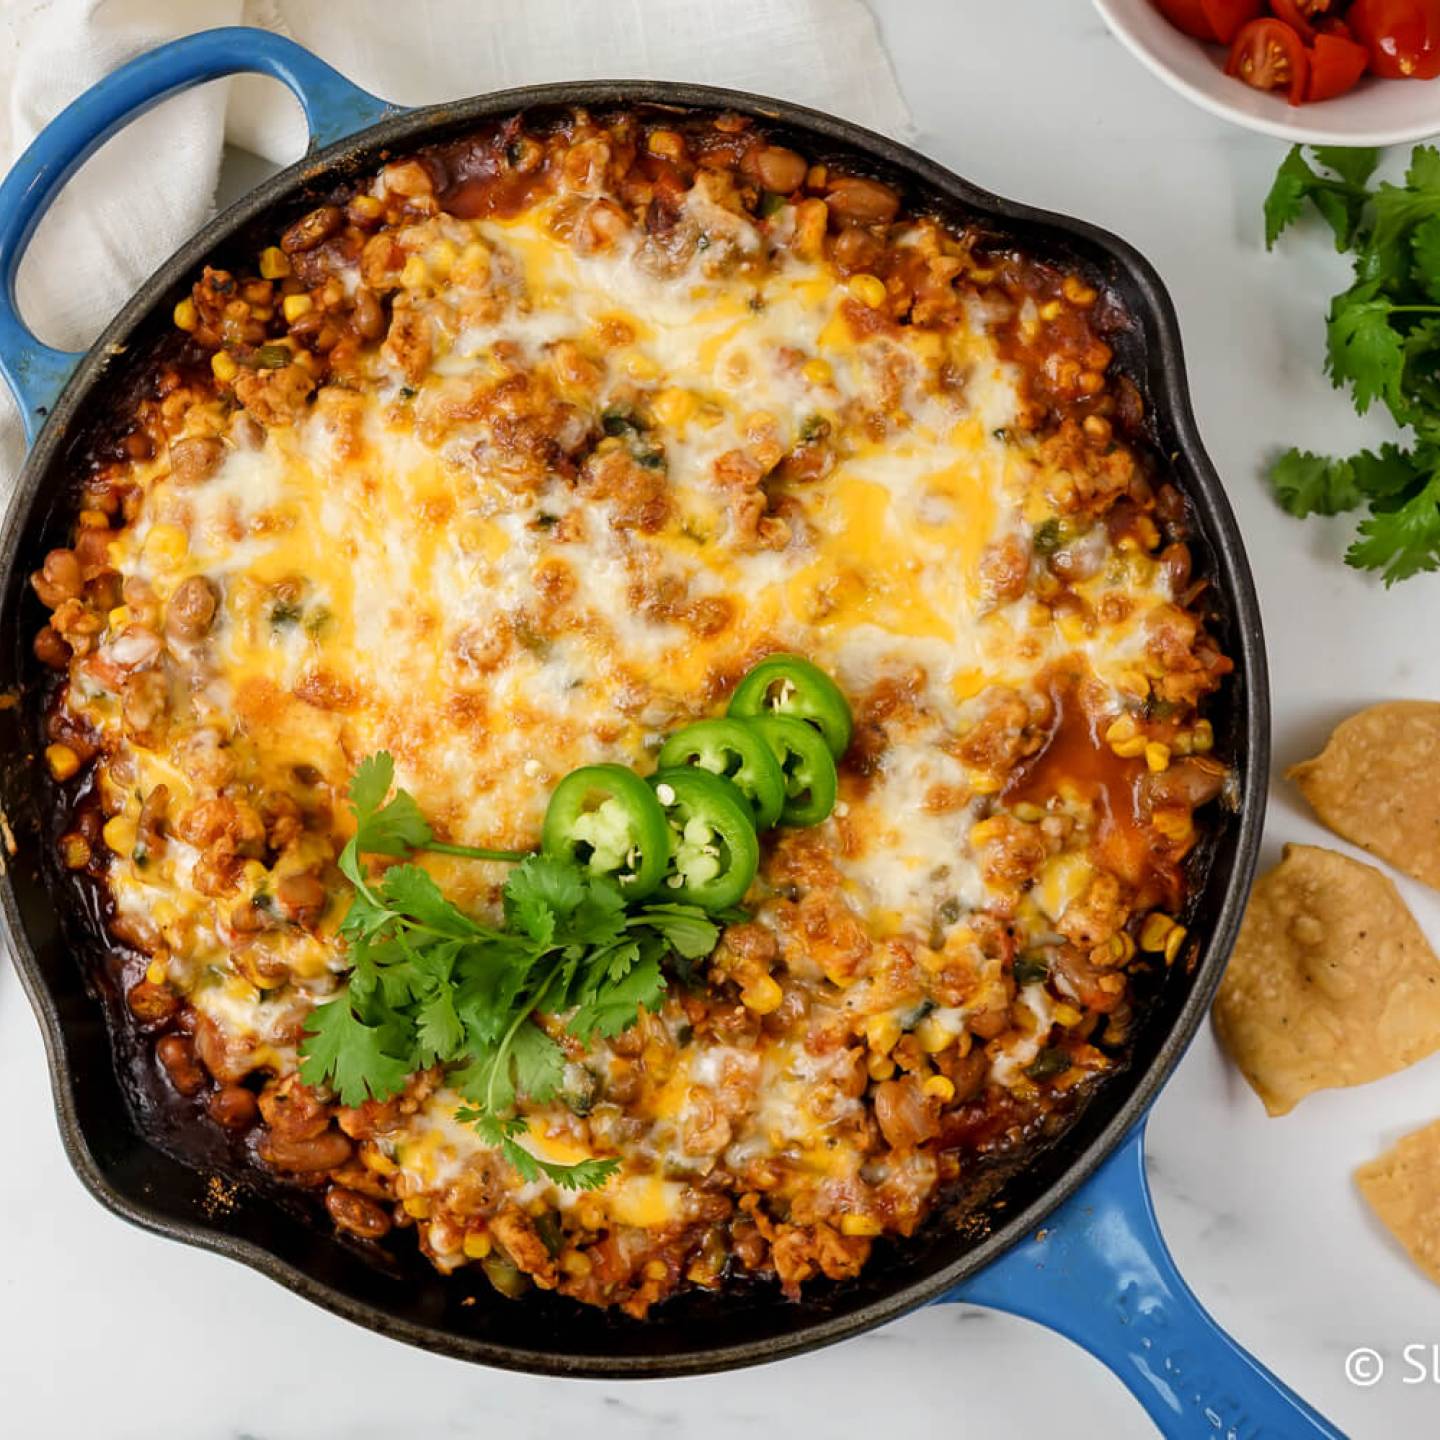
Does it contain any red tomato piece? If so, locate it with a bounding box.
[1153,0,1221,40]
[1316,15,1356,39]
[1203,0,1264,43]
[1308,32,1372,98]
[1269,0,1331,45]
[1227,17,1311,102]
[1349,0,1440,79]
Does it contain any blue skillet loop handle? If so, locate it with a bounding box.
[0,26,393,446]
[943,1122,1345,1439]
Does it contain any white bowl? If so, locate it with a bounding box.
[1094,0,1440,145]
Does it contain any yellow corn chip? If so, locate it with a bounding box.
[1357,1119,1440,1289]
[1213,844,1440,1116]
[1289,701,1440,891]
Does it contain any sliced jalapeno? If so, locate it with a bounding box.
[649,767,760,911]
[541,764,670,898]
[656,718,786,830]
[727,653,853,758]
[752,714,838,827]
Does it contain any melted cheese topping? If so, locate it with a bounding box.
[86,178,1184,1250]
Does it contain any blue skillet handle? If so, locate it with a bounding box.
[0,26,393,444]
[943,1122,1345,1439]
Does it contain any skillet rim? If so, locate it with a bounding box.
[0,78,1269,1377]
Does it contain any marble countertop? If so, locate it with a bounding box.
[5,2,1440,1435]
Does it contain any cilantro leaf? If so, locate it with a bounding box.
[1408,144,1440,193]
[347,751,398,821]
[1351,443,1427,499]
[1347,468,1440,584]
[380,863,492,939]
[299,994,415,1106]
[1269,450,1361,517]
[568,954,666,1041]
[460,1112,619,1191]
[510,1021,566,1103]
[414,985,465,1064]
[1413,216,1440,302]
[503,853,586,944]
[1313,146,1380,190]
[1327,291,1408,417]
[632,903,719,959]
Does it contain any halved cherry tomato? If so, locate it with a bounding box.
[1205,0,1264,42]
[1153,0,1221,40]
[1226,18,1310,102]
[1349,0,1440,79]
[1269,0,1330,46]
[1307,31,1371,99]
[1316,15,1355,39]
[1151,0,1262,42]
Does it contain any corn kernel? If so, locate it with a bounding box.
[1063,275,1097,307]
[560,1249,592,1277]
[1145,741,1172,773]
[802,358,833,385]
[840,1213,883,1237]
[1054,1002,1084,1028]
[143,522,188,570]
[210,350,238,384]
[1152,808,1193,843]
[922,1075,955,1102]
[428,240,458,279]
[107,605,131,631]
[1139,912,1176,953]
[1012,801,1045,823]
[463,1231,492,1259]
[969,771,1003,795]
[969,816,1006,847]
[1136,516,1162,550]
[172,298,198,332]
[1110,735,1147,759]
[1105,716,1137,744]
[102,815,137,859]
[741,975,783,1014]
[60,833,92,870]
[350,193,384,221]
[44,743,80,782]
[145,958,167,986]
[362,1148,397,1177]
[399,255,429,290]
[864,1013,902,1055]
[651,388,696,429]
[402,1196,432,1219]
[1039,299,1062,321]
[916,1015,954,1054]
[258,246,291,281]
[643,1259,669,1281]
[282,292,315,323]
[1192,719,1214,753]
[866,1052,896,1081]
[848,273,887,308]
[1163,923,1188,965]
[624,351,660,381]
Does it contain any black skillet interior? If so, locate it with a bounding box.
[0,83,1268,1376]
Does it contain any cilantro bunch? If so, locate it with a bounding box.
[1265,144,1440,584]
[298,753,719,1190]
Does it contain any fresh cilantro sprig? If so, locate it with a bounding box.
[1265,144,1440,585]
[299,753,720,1190]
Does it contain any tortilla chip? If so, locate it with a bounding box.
[1289,701,1440,891]
[1357,1119,1440,1288]
[1213,843,1440,1115]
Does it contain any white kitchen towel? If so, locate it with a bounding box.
[0,0,910,487]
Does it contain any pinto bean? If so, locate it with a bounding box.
[165,576,218,640]
[120,668,169,746]
[156,1034,207,1097]
[281,204,343,254]
[326,1185,393,1240]
[168,436,225,486]
[745,144,807,194]
[34,626,71,669]
[126,978,178,1024]
[209,1085,259,1130]
[276,872,327,926]
[259,1127,353,1173]
[352,285,385,340]
[824,175,900,225]
[1147,756,1227,810]
[259,1076,330,1141]
[873,1076,939,1151]
[32,549,84,609]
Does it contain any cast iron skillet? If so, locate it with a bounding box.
[0,27,1338,1436]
